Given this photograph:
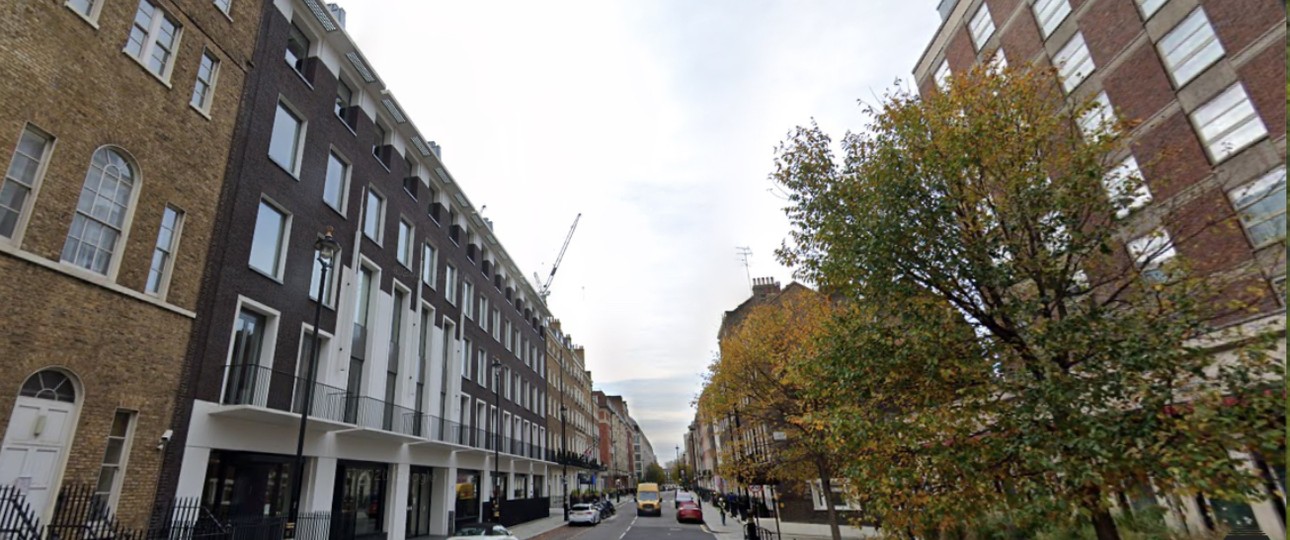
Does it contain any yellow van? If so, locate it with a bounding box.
[636,482,661,516]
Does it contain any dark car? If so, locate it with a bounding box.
[676,501,703,524]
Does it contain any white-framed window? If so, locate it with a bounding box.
[268,101,305,175]
[1055,32,1094,93]
[124,0,182,80]
[213,0,232,15]
[422,243,437,288]
[145,205,183,296]
[363,189,385,243]
[1032,0,1071,38]
[294,326,333,412]
[92,410,137,513]
[372,122,388,160]
[397,218,413,268]
[1190,83,1267,163]
[285,21,311,76]
[1157,8,1224,87]
[989,48,1008,71]
[66,0,104,23]
[1127,228,1177,283]
[462,281,476,320]
[335,79,354,117]
[1102,155,1152,219]
[478,295,489,329]
[61,147,138,276]
[477,349,486,386]
[1136,0,1166,19]
[934,60,951,92]
[1228,166,1286,249]
[309,242,339,307]
[445,264,458,305]
[248,199,289,280]
[1,125,54,241]
[190,50,221,112]
[323,150,349,213]
[969,3,995,50]
[1079,91,1115,139]
[491,308,501,341]
[223,298,281,403]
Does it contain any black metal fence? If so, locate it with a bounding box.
[0,484,334,540]
[482,496,551,527]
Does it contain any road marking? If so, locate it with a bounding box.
[618,516,637,539]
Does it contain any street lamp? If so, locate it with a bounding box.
[287,228,341,537]
[560,402,568,520]
[491,358,503,523]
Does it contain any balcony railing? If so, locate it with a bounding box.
[221,364,556,460]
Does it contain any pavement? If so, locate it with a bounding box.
[698,498,880,540]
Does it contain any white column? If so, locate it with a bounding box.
[305,457,337,512]
[1250,497,1287,539]
[386,463,408,539]
[173,446,211,500]
[430,464,454,536]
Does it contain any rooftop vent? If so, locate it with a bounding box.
[381,97,407,124]
[345,51,375,83]
[303,0,338,31]
[411,136,432,157]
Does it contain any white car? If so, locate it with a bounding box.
[569,503,602,525]
[448,522,519,539]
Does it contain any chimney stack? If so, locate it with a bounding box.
[326,3,346,28]
[751,277,781,299]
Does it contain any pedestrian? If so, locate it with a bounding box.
[719,502,726,526]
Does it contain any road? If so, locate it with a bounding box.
[530,491,713,540]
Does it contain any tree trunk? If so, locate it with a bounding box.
[1088,496,1121,540]
[819,473,843,540]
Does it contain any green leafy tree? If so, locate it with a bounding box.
[773,64,1284,539]
[644,462,667,484]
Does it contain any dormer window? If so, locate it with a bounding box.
[285,22,310,76]
[335,79,358,129]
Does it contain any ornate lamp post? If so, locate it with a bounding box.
[491,358,503,523]
[286,228,341,538]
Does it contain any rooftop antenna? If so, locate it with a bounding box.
[735,246,753,290]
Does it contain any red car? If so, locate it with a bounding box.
[676,501,703,524]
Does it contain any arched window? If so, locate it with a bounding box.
[61,147,136,275]
[19,369,77,403]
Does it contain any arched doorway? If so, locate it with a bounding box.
[0,369,81,521]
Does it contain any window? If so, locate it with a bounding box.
[445,264,458,305]
[145,206,182,296]
[1228,166,1286,248]
[1136,0,1166,19]
[285,22,310,75]
[1127,228,1177,282]
[1,125,53,240]
[478,295,489,329]
[336,80,354,117]
[92,410,136,512]
[1191,83,1267,163]
[309,245,338,306]
[462,281,475,320]
[61,147,136,276]
[363,189,384,242]
[66,0,102,21]
[1079,91,1115,139]
[1055,32,1094,93]
[421,243,437,287]
[372,123,387,159]
[248,200,288,278]
[224,307,270,403]
[268,102,304,175]
[1032,0,1071,38]
[1102,155,1152,219]
[322,151,348,212]
[989,48,1007,71]
[969,4,995,50]
[491,309,500,341]
[124,1,181,80]
[213,0,232,14]
[1158,8,1223,87]
[934,60,951,91]
[397,218,413,267]
[190,50,220,112]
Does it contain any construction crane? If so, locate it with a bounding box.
[534,213,581,300]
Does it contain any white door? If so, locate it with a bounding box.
[0,395,77,521]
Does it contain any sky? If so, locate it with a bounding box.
[339,0,941,460]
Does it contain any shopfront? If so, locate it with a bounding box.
[200,450,294,520]
[455,469,480,528]
[332,460,389,539]
[406,466,433,538]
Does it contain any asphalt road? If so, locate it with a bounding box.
[531,492,712,540]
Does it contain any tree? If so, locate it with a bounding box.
[700,288,851,540]
[644,462,667,484]
[772,64,1284,539]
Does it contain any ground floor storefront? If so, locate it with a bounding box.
[174,400,554,538]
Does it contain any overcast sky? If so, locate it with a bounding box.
[340,0,940,460]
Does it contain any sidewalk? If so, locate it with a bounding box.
[512,499,635,539]
[699,503,880,540]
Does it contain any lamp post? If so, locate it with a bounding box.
[286,228,341,538]
[491,358,503,523]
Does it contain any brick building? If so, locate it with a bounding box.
[593,391,635,493]
[148,0,555,537]
[544,319,599,503]
[914,0,1285,537]
[0,0,260,528]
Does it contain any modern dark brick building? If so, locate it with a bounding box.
[0,0,260,528]
[914,0,1285,537]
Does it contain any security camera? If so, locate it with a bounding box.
[157,429,173,450]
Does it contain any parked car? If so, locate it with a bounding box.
[677,501,704,524]
[675,491,696,509]
[449,522,518,539]
[569,503,602,526]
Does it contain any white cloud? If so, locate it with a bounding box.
[340,0,939,456]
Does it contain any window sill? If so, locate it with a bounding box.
[268,156,301,181]
[335,113,357,136]
[189,102,213,120]
[289,63,315,90]
[248,265,285,285]
[372,153,391,172]
[325,202,347,220]
[67,6,102,30]
[218,6,233,23]
[122,51,175,89]
[0,244,195,318]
